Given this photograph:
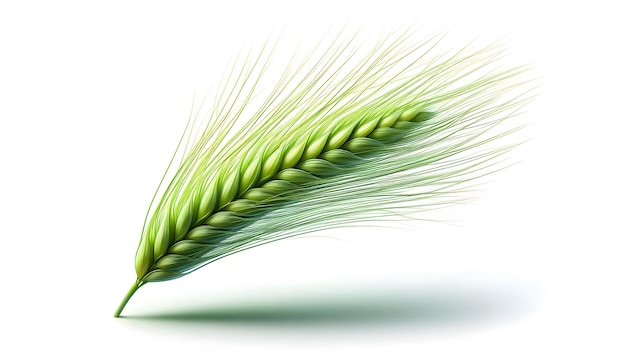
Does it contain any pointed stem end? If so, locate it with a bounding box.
[114,282,140,318]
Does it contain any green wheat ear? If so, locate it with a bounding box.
[114,31,534,317]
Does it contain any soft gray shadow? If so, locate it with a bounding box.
[126,279,540,329]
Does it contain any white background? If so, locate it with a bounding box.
[1,1,624,357]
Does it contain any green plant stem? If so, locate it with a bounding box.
[114,282,139,317]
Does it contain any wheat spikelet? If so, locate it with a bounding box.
[114,30,533,317]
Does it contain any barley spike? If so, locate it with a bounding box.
[114,30,534,317]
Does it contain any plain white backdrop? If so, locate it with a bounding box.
[1,1,624,357]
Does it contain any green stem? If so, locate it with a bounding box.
[114,282,140,317]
